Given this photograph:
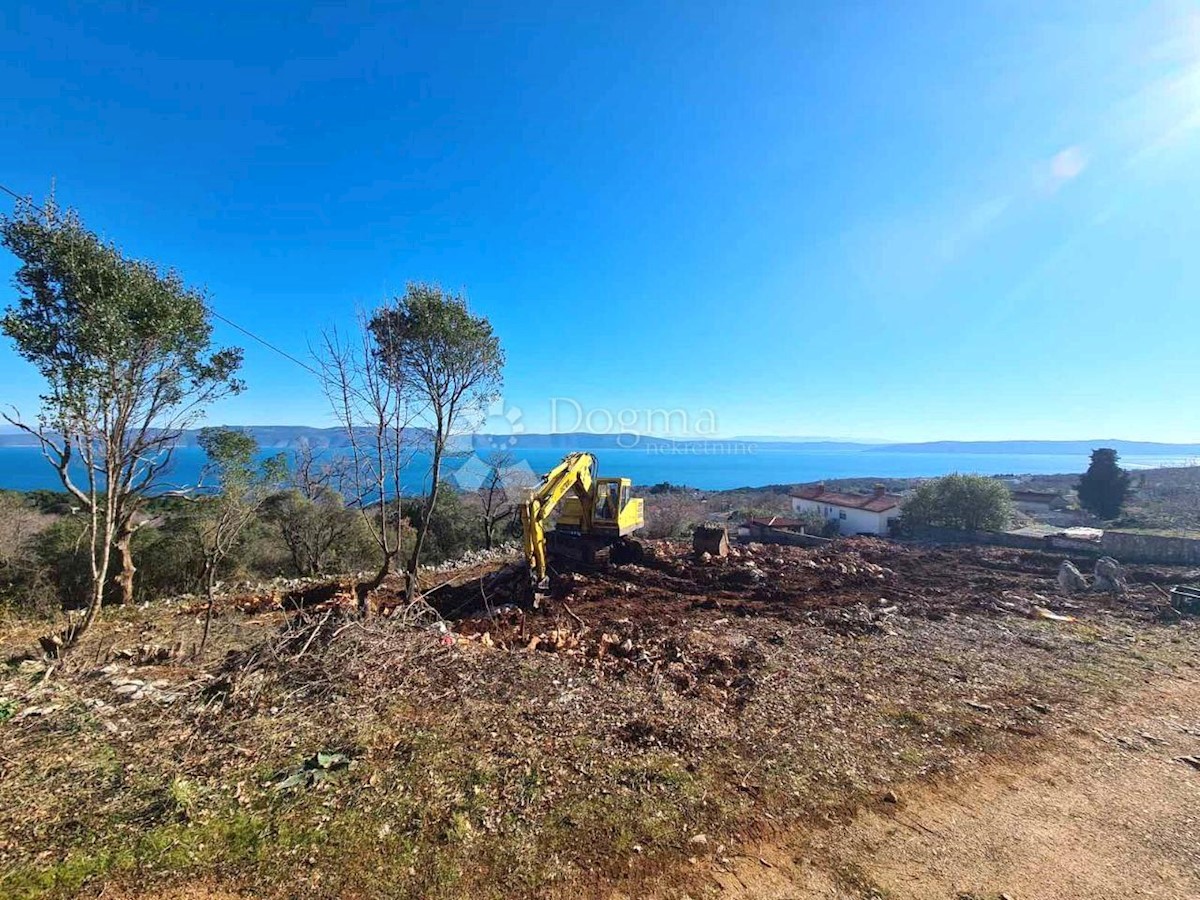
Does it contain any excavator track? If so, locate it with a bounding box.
[546,532,644,568]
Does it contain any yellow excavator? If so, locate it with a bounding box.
[520,451,645,588]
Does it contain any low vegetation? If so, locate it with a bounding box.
[1114,466,1200,533]
[0,479,516,621]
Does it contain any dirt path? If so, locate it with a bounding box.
[712,672,1200,900]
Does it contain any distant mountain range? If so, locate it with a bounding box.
[731,434,896,445]
[869,439,1200,456]
[0,425,436,450]
[1,427,1197,457]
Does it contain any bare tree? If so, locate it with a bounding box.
[642,492,698,539]
[314,312,411,615]
[0,199,242,650]
[192,428,284,655]
[289,440,352,500]
[477,451,534,549]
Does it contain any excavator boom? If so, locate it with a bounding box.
[520,452,596,584]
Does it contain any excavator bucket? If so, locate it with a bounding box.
[693,524,730,558]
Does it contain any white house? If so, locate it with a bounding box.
[790,483,902,536]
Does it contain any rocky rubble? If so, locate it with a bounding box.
[1093,556,1127,594]
[432,537,1191,692]
[420,542,520,574]
[98,664,184,704]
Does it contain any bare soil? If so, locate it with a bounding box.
[1,538,1198,899]
[710,673,1200,899]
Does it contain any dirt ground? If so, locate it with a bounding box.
[2,537,1198,899]
[711,673,1200,899]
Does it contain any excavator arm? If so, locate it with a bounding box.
[520,452,597,585]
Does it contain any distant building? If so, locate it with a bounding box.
[790,483,902,535]
[1009,489,1063,515]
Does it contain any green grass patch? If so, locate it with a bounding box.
[0,810,272,899]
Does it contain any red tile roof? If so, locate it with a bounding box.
[789,485,901,513]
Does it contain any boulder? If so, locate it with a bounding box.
[1092,556,1126,594]
[1057,560,1089,595]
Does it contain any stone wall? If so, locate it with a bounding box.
[900,525,1054,551]
[1100,531,1200,566]
[900,525,1200,567]
[746,525,833,548]
[901,525,1109,556]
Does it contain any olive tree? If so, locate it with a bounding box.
[0,198,242,649]
[369,284,503,598]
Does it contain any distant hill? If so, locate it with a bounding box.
[466,432,675,450]
[739,440,883,452]
[469,432,812,451]
[732,435,892,446]
[2,428,1197,458]
[871,439,1200,456]
[0,425,435,450]
[475,433,890,452]
[486,435,1200,455]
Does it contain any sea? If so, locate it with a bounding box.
[0,445,1192,495]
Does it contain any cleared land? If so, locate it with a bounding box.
[2,538,1199,898]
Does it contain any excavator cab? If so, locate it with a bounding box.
[558,477,643,535]
[592,478,643,534]
[595,481,620,522]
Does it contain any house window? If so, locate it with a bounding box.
[839,510,846,520]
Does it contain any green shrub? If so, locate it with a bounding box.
[901,474,1013,532]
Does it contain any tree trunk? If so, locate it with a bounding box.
[60,525,110,653]
[354,547,394,617]
[56,579,105,654]
[406,441,443,601]
[63,476,114,654]
[285,538,304,577]
[199,566,217,657]
[113,521,136,605]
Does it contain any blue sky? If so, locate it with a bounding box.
[1,1,1198,442]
